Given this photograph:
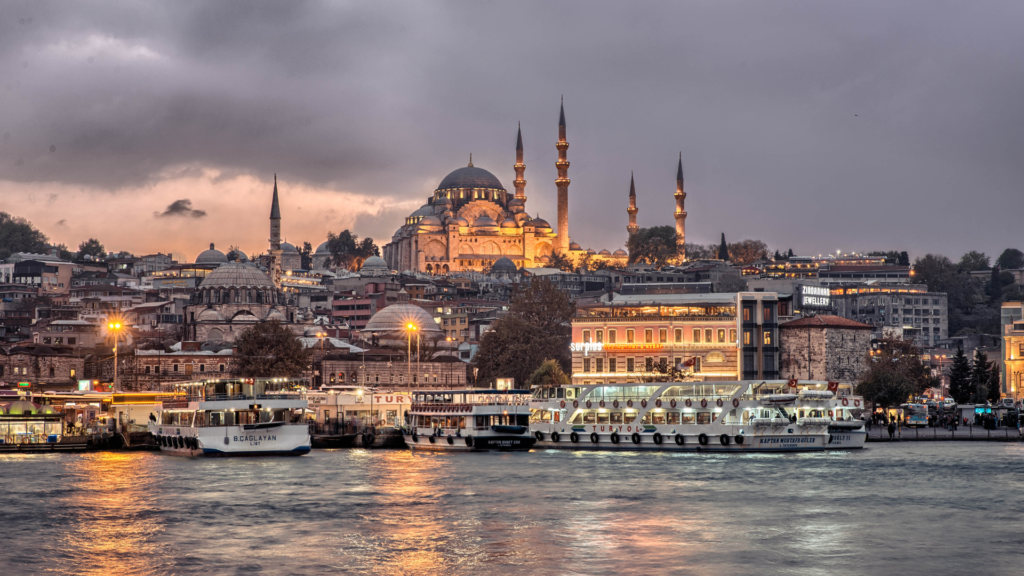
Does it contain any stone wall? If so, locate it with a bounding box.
[0,353,85,390]
[322,358,467,388]
[780,326,870,383]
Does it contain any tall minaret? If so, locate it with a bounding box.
[269,174,283,289]
[674,154,687,255]
[627,171,639,236]
[514,123,526,202]
[555,98,570,254]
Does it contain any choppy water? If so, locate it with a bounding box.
[3,443,1023,575]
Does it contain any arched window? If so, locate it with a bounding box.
[329,373,336,384]
[338,372,345,383]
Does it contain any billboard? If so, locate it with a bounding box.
[798,285,831,311]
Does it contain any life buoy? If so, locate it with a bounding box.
[720,433,730,446]
[655,399,662,408]
[653,432,663,445]
[551,431,560,443]
[716,398,724,408]
[735,435,744,445]
[670,399,677,408]
[573,400,579,408]
[613,400,619,408]
[560,400,566,409]
[828,410,834,418]
[570,432,579,443]
[586,400,592,408]
[627,400,633,408]
[446,435,454,445]
[364,432,376,446]
[732,398,740,408]
[465,435,474,447]
[641,399,647,408]
[535,431,544,442]
[842,398,849,406]
[675,434,684,446]
[599,400,605,408]
[590,432,599,444]
[854,400,861,407]
[631,432,641,444]
[610,431,620,444]
[685,399,692,408]
[698,433,709,446]
[700,399,708,408]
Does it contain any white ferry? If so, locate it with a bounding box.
[149,378,311,457]
[403,389,535,452]
[529,381,860,452]
[826,392,868,449]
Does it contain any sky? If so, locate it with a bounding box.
[1,1,1022,264]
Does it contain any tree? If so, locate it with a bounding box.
[855,337,936,408]
[299,242,313,270]
[988,266,1002,301]
[996,248,1024,270]
[970,350,992,404]
[225,245,244,262]
[326,230,379,270]
[684,243,717,260]
[959,251,990,271]
[717,233,729,260]
[869,250,910,266]
[55,243,74,261]
[947,347,973,404]
[232,320,312,377]
[548,251,574,272]
[715,272,748,293]
[727,239,770,265]
[528,359,570,387]
[77,238,106,260]
[627,226,680,267]
[0,212,50,260]
[474,278,575,387]
[987,362,1002,404]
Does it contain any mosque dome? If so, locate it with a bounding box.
[199,262,275,290]
[228,249,249,262]
[491,257,518,274]
[196,308,226,322]
[418,215,442,228]
[599,249,611,256]
[195,243,228,265]
[363,304,443,334]
[410,204,434,218]
[500,218,519,228]
[587,248,597,255]
[434,196,453,207]
[473,215,499,229]
[507,198,525,213]
[450,216,469,227]
[528,217,552,230]
[360,256,390,275]
[569,241,582,251]
[315,241,331,255]
[613,249,628,257]
[281,242,299,253]
[437,166,506,191]
[267,308,287,322]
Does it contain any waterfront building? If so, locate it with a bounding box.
[322,349,465,388]
[778,315,872,383]
[570,292,781,384]
[828,285,947,347]
[0,344,85,391]
[1001,301,1024,401]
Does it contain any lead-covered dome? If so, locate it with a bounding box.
[196,243,228,265]
[363,303,443,334]
[199,262,275,289]
[360,256,389,276]
[437,166,505,191]
[315,241,330,255]
[281,242,299,253]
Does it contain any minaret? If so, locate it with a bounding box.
[674,153,687,255]
[269,174,283,289]
[627,171,639,236]
[514,123,527,202]
[555,98,570,254]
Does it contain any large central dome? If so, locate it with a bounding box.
[437,166,505,191]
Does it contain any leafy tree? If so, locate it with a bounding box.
[300,241,313,270]
[528,359,571,387]
[627,226,680,267]
[326,230,379,271]
[474,278,575,387]
[225,245,244,262]
[947,347,973,404]
[684,242,717,260]
[0,212,50,260]
[548,251,574,272]
[987,362,1002,404]
[55,243,74,261]
[788,248,795,259]
[77,238,106,260]
[727,239,770,265]
[996,248,1024,270]
[773,250,782,260]
[717,233,729,260]
[988,266,1002,301]
[959,251,990,271]
[715,272,748,293]
[869,250,910,266]
[232,320,312,377]
[855,337,936,408]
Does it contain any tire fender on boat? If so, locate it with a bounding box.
[551,431,560,443]
[675,434,684,446]
[720,433,730,446]
[655,399,662,408]
[698,433,709,446]
[631,432,641,444]
[613,400,619,408]
[535,431,544,442]
[735,435,744,445]
[428,435,435,444]
[570,432,579,443]
[446,435,453,445]
[670,399,677,408]
[590,432,599,444]
[465,435,474,447]
[685,399,692,408]
[610,431,620,444]
[572,400,579,408]
[586,400,592,408]
[411,432,419,443]
[653,432,663,445]
[641,399,647,408]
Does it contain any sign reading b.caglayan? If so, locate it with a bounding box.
[799,285,831,310]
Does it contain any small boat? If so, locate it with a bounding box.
[403,389,535,452]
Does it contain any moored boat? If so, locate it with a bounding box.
[403,389,535,452]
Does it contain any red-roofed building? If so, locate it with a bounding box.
[779,315,872,383]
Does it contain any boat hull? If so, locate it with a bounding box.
[149,423,311,457]
[403,432,535,452]
[827,428,867,449]
[532,429,830,452]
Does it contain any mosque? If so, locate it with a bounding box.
[383,101,691,275]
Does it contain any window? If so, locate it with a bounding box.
[658,358,667,372]
[693,357,701,373]
[704,329,713,343]
[596,330,603,343]
[659,329,667,343]
[730,329,737,343]
[674,329,682,343]
[609,358,617,372]
[173,364,179,372]
[219,364,225,372]
[743,307,752,322]
[763,307,773,322]
[49,367,55,377]
[68,338,76,345]
[764,331,772,345]
[626,358,635,372]
[70,368,76,378]
[583,358,591,372]
[717,329,726,343]
[145,366,151,374]
[583,330,591,343]
[155,365,160,374]
[608,329,617,344]
[626,329,635,343]
[596,359,603,372]
[693,329,701,343]
[645,329,653,343]
[199,364,205,372]
[744,331,752,345]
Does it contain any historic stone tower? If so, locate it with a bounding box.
[627,171,639,236]
[674,154,687,255]
[269,174,283,289]
[555,98,570,254]
[514,123,527,202]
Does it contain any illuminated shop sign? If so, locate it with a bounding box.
[799,285,831,310]
[603,343,664,352]
[569,342,604,356]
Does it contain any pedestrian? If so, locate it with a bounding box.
[887,421,896,441]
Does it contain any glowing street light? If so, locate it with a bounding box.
[107,320,123,392]
[406,322,418,389]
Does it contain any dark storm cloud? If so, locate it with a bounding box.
[156,199,206,219]
[2,0,1023,257]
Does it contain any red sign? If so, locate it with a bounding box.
[787,379,799,388]
[826,381,839,392]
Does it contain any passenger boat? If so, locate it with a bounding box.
[529,381,857,452]
[826,392,868,449]
[403,389,535,452]
[148,378,311,457]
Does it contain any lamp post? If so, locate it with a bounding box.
[107,320,122,392]
[446,337,453,387]
[316,330,326,388]
[406,323,418,389]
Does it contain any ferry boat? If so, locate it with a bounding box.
[826,393,868,449]
[403,389,535,452]
[529,381,860,452]
[149,378,311,457]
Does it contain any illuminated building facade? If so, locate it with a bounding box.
[1001,301,1024,400]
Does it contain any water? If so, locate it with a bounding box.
[3,443,1023,575]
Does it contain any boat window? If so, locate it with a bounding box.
[652,411,666,424]
[610,411,623,424]
[541,410,551,421]
[641,412,652,424]
[475,416,487,428]
[696,412,712,425]
[556,388,565,399]
[553,411,560,423]
[570,412,583,424]
[583,411,596,424]
[666,412,680,425]
[596,412,610,424]
[624,411,636,424]
[681,413,695,424]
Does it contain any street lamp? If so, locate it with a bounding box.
[315,330,326,388]
[406,323,418,389]
[107,320,123,392]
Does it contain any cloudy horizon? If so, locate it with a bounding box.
[2,1,1022,263]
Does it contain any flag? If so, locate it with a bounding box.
[787,378,799,388]
[683,358,696,367]
[826,381,839,392]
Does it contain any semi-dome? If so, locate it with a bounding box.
[491,257,518,274]
[418,215,442,227]
[437,166,506,191]
[195,243,227,265]
[473,215,499,228]
[315,241,330,255]
[199,262,275,290]
[196,308,226,322]
[528,217,551,230]
[363,303,443,334]
[500,218,518,228]
[281,242,299,253]
[450,216,469,227]
[360,255,390,275]
[434,196,453,207]
[410,204,434,218]
[267,308,287,321]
